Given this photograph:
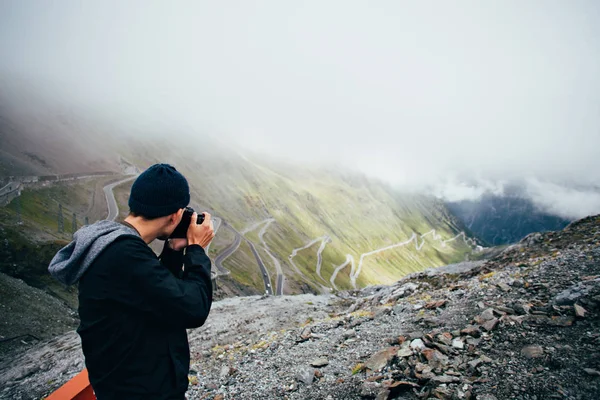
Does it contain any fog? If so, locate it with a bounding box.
[1,1,599,219]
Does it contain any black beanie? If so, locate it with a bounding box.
[128,164,190,218]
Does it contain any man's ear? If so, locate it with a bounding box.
[170,208,184,225]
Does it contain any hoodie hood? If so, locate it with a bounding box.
[48,220,141,285]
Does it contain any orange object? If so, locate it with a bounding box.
[46,368,96,400]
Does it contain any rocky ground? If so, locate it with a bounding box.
[0,216,598,399]
[187,216,600,400]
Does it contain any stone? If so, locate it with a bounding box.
[513,303,531,315]
[219,365,232,379]
[549,316,575,327]
[478,395,498,400]
[296,366,315,384]
[375,389,391,400]
[310,357,329,368]
[425,299,447,309]
[408,331,424,340]
[213,395,224,400]
[584,368,600,376]
[479,308,496,321]
[299,326,312,341]
[497,282,511,292]
[431,374,460,383]
[384,380,420,391]
[365,347,398,371]
[574,304,587,318]
[437,332,453,346]
[397,342,413,358]
[343,329,357,339]
[410,338,425,350]
[481,318,499,332]
[452,338,464,349]
[421,348,448,369]
[521,345,544,359]
[460,326,481,337]
[360,381,382,397]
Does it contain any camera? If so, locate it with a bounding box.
[169,207,205,238]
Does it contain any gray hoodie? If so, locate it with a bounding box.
[48,220,140,286]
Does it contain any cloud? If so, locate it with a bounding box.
[526,179,600,220]
[1,1,599,218]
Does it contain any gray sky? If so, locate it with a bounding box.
[1,1,599,218]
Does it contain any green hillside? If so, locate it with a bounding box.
[119,138,477,294]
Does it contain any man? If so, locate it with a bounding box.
[49,164,214,399]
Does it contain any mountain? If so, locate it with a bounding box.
[2,215,598,399]
[446,192,571,245]
[0,86,482,301]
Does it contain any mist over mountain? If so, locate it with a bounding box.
[1,1,600,221]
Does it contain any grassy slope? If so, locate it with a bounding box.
[0,135,475,298]
[120,140,475,293]
[0,176,139,307]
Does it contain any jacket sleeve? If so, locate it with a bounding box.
[158,240,185,278]
[125,240,213,329]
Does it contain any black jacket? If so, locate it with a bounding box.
[76,235,212,399]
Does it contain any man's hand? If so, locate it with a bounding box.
[167,238,188,251]
[187,212,215,249]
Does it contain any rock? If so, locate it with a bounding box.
[496,305,515,314]
[437,332,453,346]
[583,368,600,377]
[574,304,587,318]
[469,355,492,369]
[375,388,391,400]
[553,280,599,305]
[219,365,232,379]
[296,367,315,385]
[421,348,448,369]
[310,357,329,368]
[384,380,420,392]
[497,282,511,292]
[431,374,460,383]
[481,318,499,332]
[299,326,312,341]
[397,342,413,358]
[452,338,464,349]
[479,308,496,321]
[343,329,357,339]
[460,325,481,337]
[314,369,323,379]
[213,395,224,400]
[549,316,575,327]
[513,303,531,315]
[477,395,498,400]
[408,331,424,340]
[410,339,425,350]
[365,347,398,372]
[360,381,382,397]
[425,299,447,309]
[521,345,544,359]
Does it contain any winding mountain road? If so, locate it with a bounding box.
[213,222,240,276]
[237,219,275,295]
[333,229,483,289]
[258,219,285,295]
[103,176,138,221]
[288,236,331,293]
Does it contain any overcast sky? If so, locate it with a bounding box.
[1,1,599,218]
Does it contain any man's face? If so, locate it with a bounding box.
[156,209,185,241]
